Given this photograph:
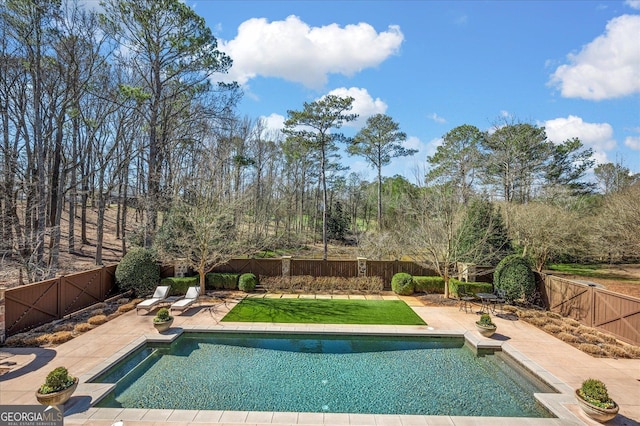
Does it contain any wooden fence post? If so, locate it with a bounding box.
[0,286,5,344]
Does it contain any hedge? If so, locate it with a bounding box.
[448,278,492,297]
[238,273,258,292]
[205,273,240,290]
[160,276,199,295]
[413,276,445,293]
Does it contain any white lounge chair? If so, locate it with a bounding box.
[170,286,200,314]
[136,285,171,314]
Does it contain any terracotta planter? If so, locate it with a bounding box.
[36,378,78,406]
[575,389,619,423]
[153,318,173,332]
[476,323,496,337]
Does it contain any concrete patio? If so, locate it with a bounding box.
[0,293,638,425]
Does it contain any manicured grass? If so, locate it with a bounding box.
[221,298,427,325]
[548,263,632,280]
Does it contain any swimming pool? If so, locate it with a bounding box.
[92,332,555,417]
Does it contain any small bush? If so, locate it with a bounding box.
[579,379,614,408]
[391,273,414,295]
[74,323,93,333]
[545,311,562,319]
[154,307,172,323]
[601,344,628,359]
[542,323,563,334]
[161,276,199,294]
[239,273,258,292]
[565,318,581,327]
[578,343,602,356]
[88,315,108,326]
[493,255,536,304]
[115,247,160,297]
[48,331,74,345]
[582,333,605,345]
[413,276,444,293]
[40,367,75,394]
[624,345,640,358]
[594,331,618,344]
[205,273,240,290]
[558,332,581,343]
[448,278,492,297]
[53,324,74,332]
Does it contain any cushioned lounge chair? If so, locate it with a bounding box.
[136,285,171,314]
[170,286,200,314]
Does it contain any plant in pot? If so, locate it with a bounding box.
[153,307,173,332]
[575,378,619,423]
[475,313,497,337]
[36,366,78,406]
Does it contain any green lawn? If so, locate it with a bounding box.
[221,298,427,325]
[548,263,632,280]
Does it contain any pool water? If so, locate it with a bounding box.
[94,333,555,417]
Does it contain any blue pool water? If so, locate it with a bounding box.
[94,333,554,417]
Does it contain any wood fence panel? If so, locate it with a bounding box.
[214,259,282,277]
[61,269,104,316]
[542,274,640,345]
[592,289,640,345]
[544,275,592,325]
[290,260,358,278]
[5,278,60,336]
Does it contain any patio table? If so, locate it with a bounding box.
[476,293,497,313]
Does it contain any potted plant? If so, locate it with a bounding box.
[475,313,497,337]
[575,378,619,423]
[153,307,173,332]
[35,367,78,406]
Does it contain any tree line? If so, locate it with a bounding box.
[1,0,638,285]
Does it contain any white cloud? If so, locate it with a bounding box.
[428,113,446,124]
[260,113,286,134]
[625,0,640,10]
[324,87,388,127]
[544,115,616,163]
[549,15,640,100]
[625,136,640,150]
[215,15,404,88]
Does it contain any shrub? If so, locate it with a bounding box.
[493,255,536,304]
[74,323,93,333]
[53,324,74,332]
[579,379,615,408]
[448,278,492,297]
[391,273,414,295]
[557,332,580,343]
[239,273,258,292]
[48,331,74,345]
[477,313,495,327]
[578,343,602,356]
[154,308,172,323]
[542,323,563,334]
[115,247,160,297]
[582,333,605,345]
[88,315,108,326]
[413,276,444,293]
[161,276,199,294]
[601,344,628,359]
[205,273,240,290]
[39,367,75,394]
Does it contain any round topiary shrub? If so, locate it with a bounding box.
[494,255,535,304]
[239,273,258,292]
[391,272,414,295]
[115,247,160,297]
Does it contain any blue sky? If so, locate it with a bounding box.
[192,0,640,183]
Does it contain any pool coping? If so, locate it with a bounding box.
[66,324,587,425]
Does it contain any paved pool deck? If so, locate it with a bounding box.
[0,292,638,426]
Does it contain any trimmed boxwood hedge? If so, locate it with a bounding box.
[160,276,199,295]
[205,272,240,290]
[448,278,493,297]
[239,273,258,292]
[391,272,414,295]
[413,276,445,293]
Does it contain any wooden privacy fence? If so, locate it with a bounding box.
[540,273,640,345]
[210,258,441,287]
[2,265,117,339]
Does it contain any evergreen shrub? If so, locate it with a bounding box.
[115,247,160,297]
[391,273,414,295]
[205,273,240,290]
[239,273,258,292]
[493,255,536,303]
[161,276,199,294]
[413,276,444,293]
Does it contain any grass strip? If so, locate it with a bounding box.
[221,298,426,325]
